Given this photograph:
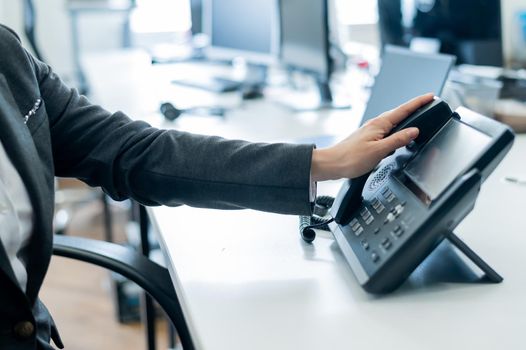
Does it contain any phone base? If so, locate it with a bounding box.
[446,231,503,283]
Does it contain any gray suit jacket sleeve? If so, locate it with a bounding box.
[21,37,315,215]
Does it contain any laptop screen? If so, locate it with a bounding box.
[361,46,455,124]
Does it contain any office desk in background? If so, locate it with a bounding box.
[83,51,526,350]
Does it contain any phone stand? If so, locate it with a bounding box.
[404,231,503,289]
[445,231,503,283]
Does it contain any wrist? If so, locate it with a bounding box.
[311,148,341,182]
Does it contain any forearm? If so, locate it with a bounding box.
[124,131,315,214]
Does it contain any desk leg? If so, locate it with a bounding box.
[101,193,114,242]
[168,322,177,349]
[139,204,157,350]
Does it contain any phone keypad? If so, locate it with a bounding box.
[342,186,411,265]
[369,189,405,262]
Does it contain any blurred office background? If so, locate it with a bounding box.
[1,0,526,349]
[1,0,524,86]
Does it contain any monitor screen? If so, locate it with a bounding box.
[378,0,503,66]
[206,0,275,60]
[404,119,492,201]
[279,0,330,79]
[190,0,203,35]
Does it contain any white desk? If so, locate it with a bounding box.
[83,51,526,350]
[150,136,526,350]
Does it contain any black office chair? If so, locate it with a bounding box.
[52,234,195,350]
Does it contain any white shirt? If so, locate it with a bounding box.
[0,140,33,292]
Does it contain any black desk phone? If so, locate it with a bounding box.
[310,98,515,294]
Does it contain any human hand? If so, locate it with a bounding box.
[311,93,434,182]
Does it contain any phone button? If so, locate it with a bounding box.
[391,225,404,238]
[384,212,396,224]
[371,251,380,263]
[393,204,405,217]
[361,240,370,250]
[350,219,360,230]
[381,238,393,251]
[382,188,397,203]
[354,226,364,236]
[372,198,385,214]
[360,208,373,222]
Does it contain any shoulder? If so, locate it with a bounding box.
[0,24,42,102]
[0,24,37,77]
[0,24,27,63]
[0,24,22,45]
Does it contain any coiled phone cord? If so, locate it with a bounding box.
[299,196,335,243]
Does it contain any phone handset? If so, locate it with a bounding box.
[330,97,454,225]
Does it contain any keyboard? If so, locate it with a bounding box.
[172,76,242,93]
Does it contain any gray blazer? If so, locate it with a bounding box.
[0,25,314,350]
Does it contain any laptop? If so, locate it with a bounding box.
[361,45,455,124]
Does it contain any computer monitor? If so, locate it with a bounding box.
[279,0,334,106]
[203,0,277,64]
[378,0,503,66]
[190,0,203,35]
[361,45,455,124]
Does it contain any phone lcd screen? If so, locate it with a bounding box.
[404,119,491,202]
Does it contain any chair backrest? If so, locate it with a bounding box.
[52,235,195,350]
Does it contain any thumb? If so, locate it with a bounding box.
[379,127,419,154]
